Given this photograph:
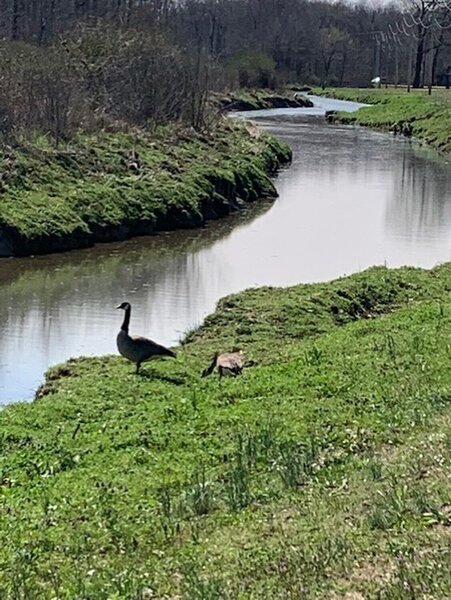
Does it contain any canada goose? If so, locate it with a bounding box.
[116,302,176,374]
[201,351,244,379]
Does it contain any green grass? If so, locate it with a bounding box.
[316,87,451,155]
[0,264,450,598]
[0,120,291,256]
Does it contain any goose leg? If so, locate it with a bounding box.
[136,362,141,375]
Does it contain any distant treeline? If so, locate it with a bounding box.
[0,0,449,141]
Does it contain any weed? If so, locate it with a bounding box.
[276,437,318,489]
[183,470,216,517]
[225,457,252,511]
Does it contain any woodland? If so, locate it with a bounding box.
[0,0,449,142]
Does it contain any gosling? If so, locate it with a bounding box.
[116,302,175,374]
[201,351,244,379]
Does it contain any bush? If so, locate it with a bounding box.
[0,23,215,144]
[0,42,85,143]
[226,50,276,89]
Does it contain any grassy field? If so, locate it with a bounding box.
[0,120,291,256]
[317,85,451,105]
[316,87,451,155]
[0,264,450,598]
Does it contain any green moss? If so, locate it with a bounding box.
[0,120,292,255]
[0,264,450,598]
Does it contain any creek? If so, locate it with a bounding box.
[1,96,450,403]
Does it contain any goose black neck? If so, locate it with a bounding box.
[121,306,131,333]
[204,353,218,377]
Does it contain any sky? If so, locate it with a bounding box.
[342,0,402,7]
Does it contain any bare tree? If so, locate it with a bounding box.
[399,0,451,87]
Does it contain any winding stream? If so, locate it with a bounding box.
[1,96,450,404]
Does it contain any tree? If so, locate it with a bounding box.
[400,0,451,87]
[319,26,350,86]
[226,50,276,88]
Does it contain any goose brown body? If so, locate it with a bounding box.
[116,302,175,373]
[201,351,243,378]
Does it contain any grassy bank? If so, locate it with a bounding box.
[318,87,451,155]
[0,264,450,598]
[216,88,314,111]
[0,121,291,257]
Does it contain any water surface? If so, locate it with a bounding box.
[1,96,450,403]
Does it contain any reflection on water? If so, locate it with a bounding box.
[1,110,450,403]
[387,149,450,241]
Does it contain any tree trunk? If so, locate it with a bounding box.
[413,34,425,88]
[11,0,20,39]
[394,43,399,87]
[339,51,347,86]
[431,33,444,86]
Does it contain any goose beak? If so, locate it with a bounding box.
[115,304,122,310]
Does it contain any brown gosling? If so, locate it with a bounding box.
[116,302,176,374]
[201,351,244,379]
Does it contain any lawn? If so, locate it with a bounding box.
[0,264,450,598]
